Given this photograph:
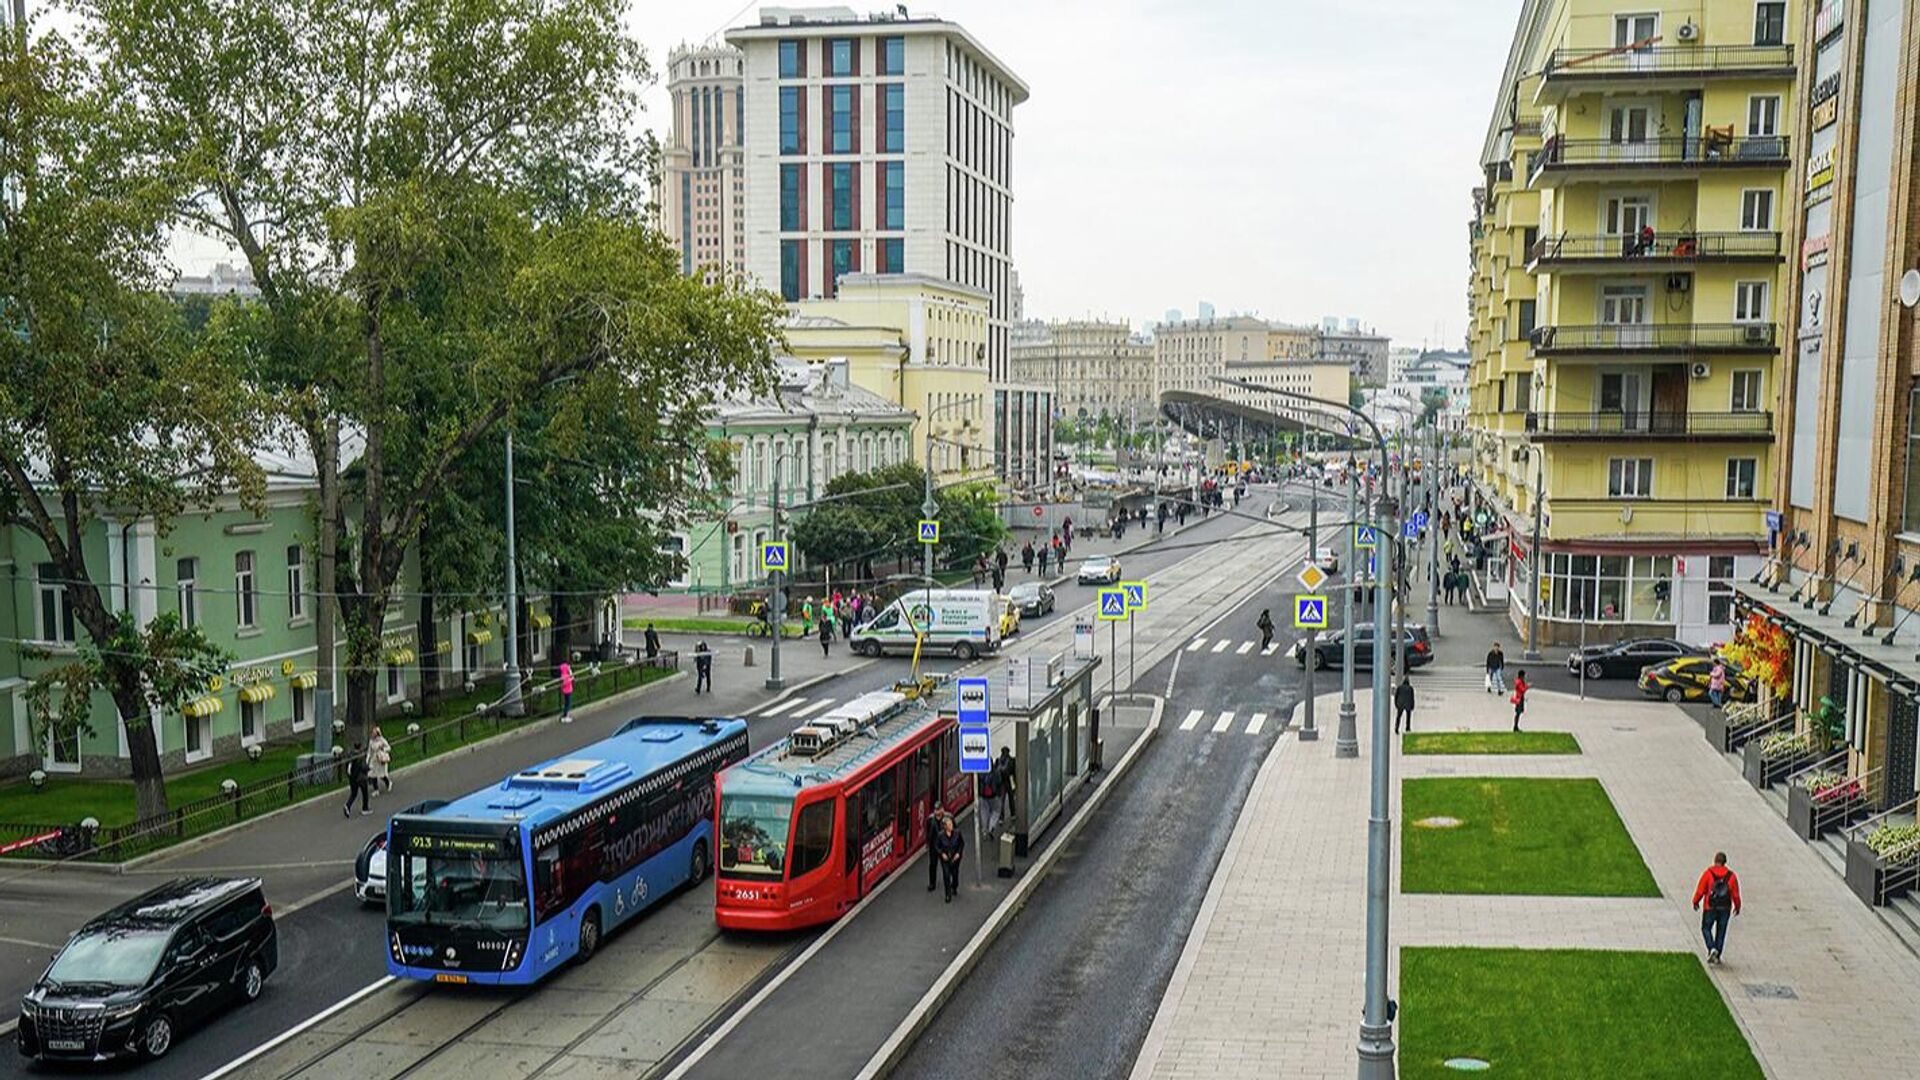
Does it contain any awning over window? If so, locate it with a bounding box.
[182,696,223,718]
[466,629,494,646]
[239,683,277,704]
[531,613,554,630]
[289,671,318,690]
[386,648,417,666]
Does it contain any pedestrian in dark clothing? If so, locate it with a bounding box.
[1394,677,1416,733]
[927,808,947,892]
[992,747,1017,836]
[932,814,965,902]
[643,623,661,660]
[1037,545,1051,576]
[1510,670,1529,731]
[1485,642,1506,694]
[693,641,713,693]
[1691,852,1742,964]
[343,743,371,817]
[996,548,1009,576]
[1256,609,1275,651]
[819,617,834,657]
[1022,541,1035,573]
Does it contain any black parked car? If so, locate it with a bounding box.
[1565,638,1702,680]
[19,877,277,1062]
[1290,623,1434,671]
[1008,582,1056,617]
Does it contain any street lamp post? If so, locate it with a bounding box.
[501,427,525,717]
[1426,422,1441,635]
[766,463,788,692]
[1525,445,1545,661]
[1336,466,1360,758]
[1301,476,1319,742]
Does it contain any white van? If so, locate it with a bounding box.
[849,589,1002,660]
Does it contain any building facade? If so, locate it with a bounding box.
[1008,319,1155,423]
[1734,0,1920,813]
[728,6,1027,388]
[1467,0,1797,648]
[1151,316,1274,400]
[1317,318,1393,385]
[660,44,748,284]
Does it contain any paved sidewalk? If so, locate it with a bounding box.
[1131,687,1920,1079]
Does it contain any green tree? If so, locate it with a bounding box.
[81,0,781,741]
[790,462,1007,582]
[0,27,264,820]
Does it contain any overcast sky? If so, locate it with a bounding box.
[640,0,1519,349]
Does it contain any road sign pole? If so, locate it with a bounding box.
[1336,471,1360,758]
[1301,480,1318,741]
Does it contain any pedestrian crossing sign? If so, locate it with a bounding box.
[1122,580,1147,611]
[760,542,788,573]
[1294,595,1328,629]
[918,519,940,544]
[1354,525,1379,549]
[1099,588,1129,621]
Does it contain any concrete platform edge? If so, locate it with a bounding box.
[860,693,1167,1080]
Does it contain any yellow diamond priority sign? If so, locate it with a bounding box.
[1296,562,1327,592]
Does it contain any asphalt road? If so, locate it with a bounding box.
[0,492,1283,1079]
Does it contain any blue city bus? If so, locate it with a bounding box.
[384,717,749,985]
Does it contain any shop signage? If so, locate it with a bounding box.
[1814,0,1845,43]
[229,665,271,685]
[1802,234,1830,270]
[1805,147,1836,195]
[1808,72,1842,110]
[1811,97,1838,131]
[281,659,296,676]
[381,630,416,652]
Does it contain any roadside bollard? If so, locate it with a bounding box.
[743,644,756,668]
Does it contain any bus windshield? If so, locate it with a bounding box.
[720,793,792,878]
[388,823,529,931]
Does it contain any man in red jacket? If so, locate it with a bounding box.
[1691,852,1742,964]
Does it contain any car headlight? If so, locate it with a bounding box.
[103,1003,143,1021]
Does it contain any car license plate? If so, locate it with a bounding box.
[434,973,468,984]
[47,1039,83,1051]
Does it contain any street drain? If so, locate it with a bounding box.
[1743,982,1799,1000]
[1415,816,1464,829]
[1443,1058,1491,1072]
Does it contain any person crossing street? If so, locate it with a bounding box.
[1256,609,1275,652]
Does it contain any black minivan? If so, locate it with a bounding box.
[18,877,277,1062]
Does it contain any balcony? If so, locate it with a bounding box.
[1529,134,1790,187]
[1536,44,1795,104]
[1524,410,1774,441]
[1528,231,1782,273]
[1530,322,1779,356]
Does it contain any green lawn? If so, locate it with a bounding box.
[1402,777,1658,896]
[1403,731,1581,755]
[1400,947,1762,1080]
[622,615,803,636]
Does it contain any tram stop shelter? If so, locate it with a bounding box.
[980,650,1102,856]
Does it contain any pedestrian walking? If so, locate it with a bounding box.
[819,615,834,658]
[368,729,393,794]
[342,743,372,817]
[1037,545,1051,576]
[996,547,1009,578]
[1022,541,1035,574]
[992,747,1017,836]
[1257,608,1275,651]
[979,762,1003,836]
[991,566,1005,592]
[558,660,575,721]
[1708,660,1729,708]
[1394,676,1416,734]
[1485,642,1506,694]
[932,812,965,902]
[801,598,815,636]
[1510,670,1529,731]
[693,640,713,693]
[1691,852,1742,964]
[927,807,947,892]
[643,622,661,660]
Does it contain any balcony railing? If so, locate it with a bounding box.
[1530,134,1790,180]
[1530,322,1779,353]
[1541,44,1794,80]
[1524,410,1774,439]
[1529,231,1782,264]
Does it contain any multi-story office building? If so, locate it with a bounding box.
[1467,0,1797,647]
[1152,316,1274,400]
[660,44,748,283]
[728,6,1026,382]
[1317,317,1393,385]
[1732,0,1920,812]
[1009,319,1155,423]
[1153,315,1349,429]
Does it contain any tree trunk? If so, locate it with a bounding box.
[109,671,169,824]
[418,590,440,717]
[553,591,574,668]
[340,590,380,749]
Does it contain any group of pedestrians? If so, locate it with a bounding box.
[800,592,874,639]
[1020,520,1077,578]
[342,729,394,817]
[1482,642,1529,730]
[923,747,1017,904]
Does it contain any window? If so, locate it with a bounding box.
[829,163,853,229]
[176,557,199,629]
[387,662,404,703]
[882,161,903,229]
[291,687,310,732]
[45,722,79,769]
[1613,13,1657,51]
[1608,457,1654,498]
[780,164,803,231]
[828,86,853,153]
[1515,299,1536,341]
[285,544,305,620]
[1740,189,1774,231]
[778,39,802,78]
[826,37,854,76]
[1906,386,1920,533]
[880,35,904,75]
[1731,370,1764,412]
[1734,281,1769,323]
[35,562,75,644]
[1521,226,1539,260]
[778,87,801,155]
[1754,1,1787,45]
[1515,372,1533,414]
[1747,95,1780,137]
[879,238,904,273]
[880,84,904,152]
[184,713,210,761]
[1708,555,1738,625]
[787,798,836,879]
[240,700,262,744]
[235,551,257,628]
[1725,458,1757,499]
[780,240,802,301]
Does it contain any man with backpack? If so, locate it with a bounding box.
[1691,852,1742,964]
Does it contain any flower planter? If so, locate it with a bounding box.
[1846,837,1917,907]
[1786,782,1863,840]
[1743,741,1815,789]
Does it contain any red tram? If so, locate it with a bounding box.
[713,690,971,930]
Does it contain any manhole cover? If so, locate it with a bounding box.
[1611,725,1637,732]
[1414,816,1464,829]
[1444,1059,1491,1072]
[1743,983,1798,1000]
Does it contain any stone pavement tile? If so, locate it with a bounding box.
[565,996,710,1063]
[400,1040,554,1080]
[536,1052,653,1080]
[640,941,769,1005]
[287,1036,437,1077]
[460,1003,609,1049]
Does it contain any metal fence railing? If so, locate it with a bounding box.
[1529,231,1782,263]
[1541,44,1795,79]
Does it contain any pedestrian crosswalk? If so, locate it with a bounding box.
[1187,635,1297,658]
[1176,707,1273,736]
[756,693,1282,737]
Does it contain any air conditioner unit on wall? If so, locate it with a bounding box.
[1676,20,1700,43]
[1690,361,1711,379]
[1666,273,1692,293]
[1742,324,1772,344]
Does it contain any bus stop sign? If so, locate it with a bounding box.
[956,677,991,773]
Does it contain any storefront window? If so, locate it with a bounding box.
[1544,553,1673,623]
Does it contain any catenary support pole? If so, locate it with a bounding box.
[502,427,525,717]
[1335,467,1360,758]
[1301,478,1319,741]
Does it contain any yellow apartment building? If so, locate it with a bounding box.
[1469,0,1797,647]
